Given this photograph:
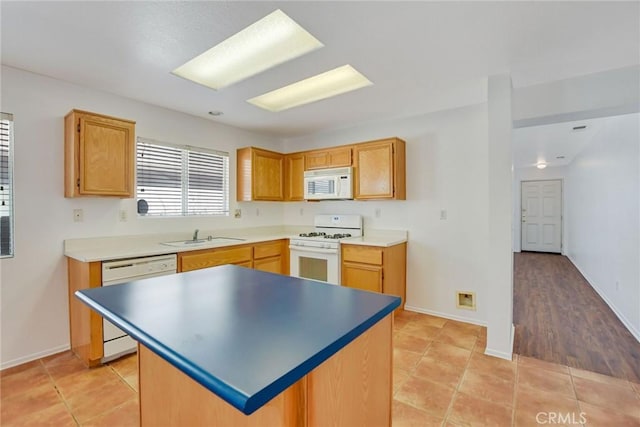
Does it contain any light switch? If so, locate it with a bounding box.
[440,209,447,220]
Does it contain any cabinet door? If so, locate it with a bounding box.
[284,153,305,201]
[354,140,394,199]
[342,262,383,292]
[304,151,329,170]
[65,110,135,198]
[254,256,282,274]
[254,241,283,259]
[179,246,252,272]
[342,245,383,265]
[253,149,284,200]
[79,115,134,197]
[305,147,352,170]
[327,147,352,168]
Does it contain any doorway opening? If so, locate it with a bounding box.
[520,179,562,253]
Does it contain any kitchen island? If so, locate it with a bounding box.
[75,265,400,426]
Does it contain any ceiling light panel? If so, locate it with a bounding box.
[172,9,323,90]
[248,65,373,112]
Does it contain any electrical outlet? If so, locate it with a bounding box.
[299,208,304,216]
[255,208,260,217]
[440,209,447,220]
[234,208,241,219]
[375,208,381,218]
[119,209,127,222]
[73,209,83,222]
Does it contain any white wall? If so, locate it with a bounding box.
[283,103,491,327]
[512,166,569,253]
[565,112,640,339]
[485,74,514,359]
[0,66,285,367]
[513,66,640,128]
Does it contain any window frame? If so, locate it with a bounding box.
[136,137,230,218]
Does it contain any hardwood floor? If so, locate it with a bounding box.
[513,251,640,383]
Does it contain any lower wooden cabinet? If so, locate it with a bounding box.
[178,246,253,272]
[178,240,288,275]
[341,243,406,309]
[67,258,104,367]
[342,262,382,293]
[253,240,288,275]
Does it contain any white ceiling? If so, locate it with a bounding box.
[512,117,606,169]
[1,1,639,139]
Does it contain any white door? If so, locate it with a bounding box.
[521,180,562,253]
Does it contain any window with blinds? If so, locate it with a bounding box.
[136,138,229,216]
[0,113,14,257]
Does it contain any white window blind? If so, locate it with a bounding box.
[0,113,14,257]
[136,138,229,216]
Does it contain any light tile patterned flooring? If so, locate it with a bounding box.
[2,311,639,426]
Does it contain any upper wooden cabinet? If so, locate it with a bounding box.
[304,146,352,170]
[354,138,406,200]
[284,153,305,201]
[64,109,135,198]
[237,147,284,201]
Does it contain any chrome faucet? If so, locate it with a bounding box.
[192,229,199,241]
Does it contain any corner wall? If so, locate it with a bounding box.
[565,113,640,339]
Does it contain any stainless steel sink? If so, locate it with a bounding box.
[160,237,246,248]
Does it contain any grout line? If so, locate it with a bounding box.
[512,354,520,427]
[440,340,475,424]
[40,359,81,427]
[108,362,138,393]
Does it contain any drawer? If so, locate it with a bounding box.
[342,245,383,265]
[179,246,252,272]
[253,241,283,259]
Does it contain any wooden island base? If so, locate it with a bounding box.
[138,315,392,427]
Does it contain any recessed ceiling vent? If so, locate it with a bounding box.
[572,125,587,131]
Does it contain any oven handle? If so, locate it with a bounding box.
[289,245,338,254]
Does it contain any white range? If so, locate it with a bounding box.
[289,214,362,285]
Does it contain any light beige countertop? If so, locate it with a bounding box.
[64,227,408,262]
[341,229,408,247]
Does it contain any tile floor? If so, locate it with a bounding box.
[2,311,639,426]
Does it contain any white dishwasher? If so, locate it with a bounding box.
[101,254,177,362]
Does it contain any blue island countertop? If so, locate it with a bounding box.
[75,265,400,415]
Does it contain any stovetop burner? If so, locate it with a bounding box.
[299,232,327,237]
[324,233,352,239]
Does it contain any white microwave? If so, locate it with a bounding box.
[304,167,353,200]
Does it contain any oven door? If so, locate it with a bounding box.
[289,245,340,285]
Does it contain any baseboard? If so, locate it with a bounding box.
[484,347,514,360]
[567,254,640,343]
[483,324,515,361]
[403,305,487,327]
[0,344,70,371]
